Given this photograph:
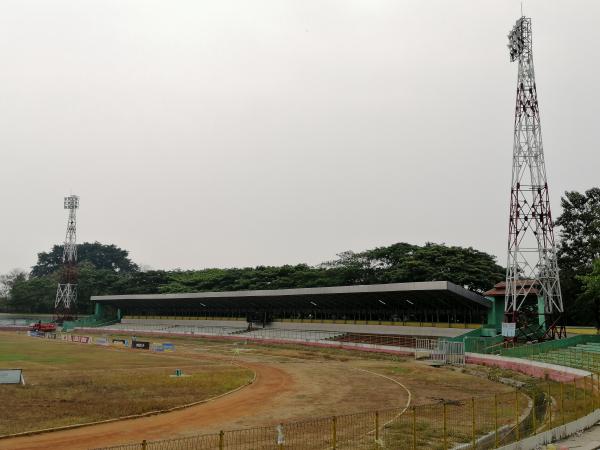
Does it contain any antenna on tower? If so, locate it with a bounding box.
[54,195,80,324]
[503,17,565,342]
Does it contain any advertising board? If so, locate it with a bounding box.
[70,335,91,344]
[132,340,150,350]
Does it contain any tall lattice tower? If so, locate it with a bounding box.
[55,195,79,323]
[504,17,565,340]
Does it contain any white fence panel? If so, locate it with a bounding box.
[415,339,465,365]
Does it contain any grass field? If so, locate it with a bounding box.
[0,330,545,450]
[0,332,253,436]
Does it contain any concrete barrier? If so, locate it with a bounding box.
[496,409,600,450]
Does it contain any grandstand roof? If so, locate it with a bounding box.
[92,281,491,311]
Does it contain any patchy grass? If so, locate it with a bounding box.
[0,332,253,435]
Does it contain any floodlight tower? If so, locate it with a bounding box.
[54,195,79,323]
[504,17,565,340]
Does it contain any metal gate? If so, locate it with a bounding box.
[414,338,465,365]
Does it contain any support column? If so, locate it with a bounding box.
[486,296,504,331]
[537,295,546,328]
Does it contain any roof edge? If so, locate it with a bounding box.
[91,280,490,306]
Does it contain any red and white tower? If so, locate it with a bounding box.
[54,195,79,323]
[504,17,565,340]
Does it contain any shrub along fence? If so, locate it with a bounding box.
[499,335,600,359]
[91,374,598,450]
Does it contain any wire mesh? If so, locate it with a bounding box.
[90,376,597,450]
[90,444,144,450]
[145,434,221,450]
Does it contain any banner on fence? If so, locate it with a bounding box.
[112,339,129,347]
[162,343,175,352]
[27,331,44,338]
[132,340,150,350]
[151,343,164,352]
[70,335,91,344]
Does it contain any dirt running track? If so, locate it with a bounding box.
[2,361,293,450]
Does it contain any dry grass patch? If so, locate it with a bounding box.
[0,332,253,435]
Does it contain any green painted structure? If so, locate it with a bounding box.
[485,296,505,332]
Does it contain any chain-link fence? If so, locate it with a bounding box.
[90,374,599,450]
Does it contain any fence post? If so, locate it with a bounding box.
[591,375,595,413]
[573,378,578,417]
[561,382,565,426]
[443,402,448,450]
[592,374,600,411]
[547,383,552,428]
[531,390,536,435]
[412,407,417,450]
[515,389,520,441]
[494,394,499,449]
[219,430,224,450]
[332,416,337,450]
[471,397,476,449]
[278,424,284,450]
[141,440,147,450]
[375,411,379,442]
[584,377,588,414]
[593,374,596,412]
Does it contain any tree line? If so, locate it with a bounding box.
[0,242,504,315]
[1,187,598,325]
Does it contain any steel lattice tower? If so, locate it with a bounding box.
[54,195,79,323]
[504,17,564,338]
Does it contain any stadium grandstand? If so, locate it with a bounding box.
[89,281,504,339]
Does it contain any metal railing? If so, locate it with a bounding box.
[92,324,425,350]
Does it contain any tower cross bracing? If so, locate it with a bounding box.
[504,17,563,326]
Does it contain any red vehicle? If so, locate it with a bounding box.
[30,321,57,332]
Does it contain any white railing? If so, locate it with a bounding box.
[415,338,465,365]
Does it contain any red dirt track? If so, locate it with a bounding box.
[2,361,293,450]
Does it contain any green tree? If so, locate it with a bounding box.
[556,188,600,324]
[0,269,28,298]
[325,242,504,292]
[112,270,171,294]
[577,259,600,329]
[9,274,57,313]
[31,242,139,277]
[8,241,506,313]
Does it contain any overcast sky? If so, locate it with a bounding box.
[0,0,598,275]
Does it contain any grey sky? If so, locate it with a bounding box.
[1,0,598,275]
